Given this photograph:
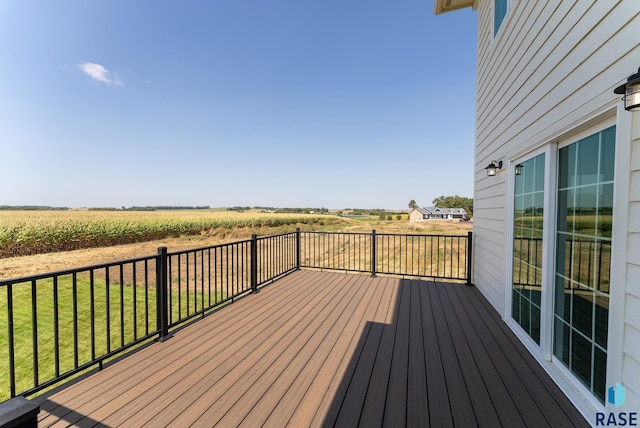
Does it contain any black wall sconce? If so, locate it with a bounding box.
[614,67,640,111]
[515,164,523,175]
[485,160,503,176]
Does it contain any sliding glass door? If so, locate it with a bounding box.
[553,126,615,403]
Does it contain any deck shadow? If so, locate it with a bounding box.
[321,278,589,428]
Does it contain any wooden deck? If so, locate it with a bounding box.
[33,270,588,427]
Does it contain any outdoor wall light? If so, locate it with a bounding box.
[515,164,523,175]
[485,160,503,177]
[614,66,640,111]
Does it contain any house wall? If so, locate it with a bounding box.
[473,0,640,312]
[471,0,640,417]
[409,210,424,223]
[625,112,640,410]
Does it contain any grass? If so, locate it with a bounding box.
[0,272,222,401]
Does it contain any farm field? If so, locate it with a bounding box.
[0,210,472,279]
[0,210,341,258]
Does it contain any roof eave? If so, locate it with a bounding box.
[434,0,477,15]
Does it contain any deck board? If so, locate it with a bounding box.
[429,281,478,428]
[33,270,590,427]
[463,284,587,426]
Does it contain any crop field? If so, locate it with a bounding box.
[0,210,342,258]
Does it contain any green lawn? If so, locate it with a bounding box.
[0,274,219,401]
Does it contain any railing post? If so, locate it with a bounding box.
[295,227,301,270]
[7,283,15,398]
[371,229,377,277]
[251,234,258,293]
[466,231,473,286]
[156,247,171,341]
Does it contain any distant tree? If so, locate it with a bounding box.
[432,195,474,216]
[386,215,392,221]
[396,214,402,220]
[408,199,418,210]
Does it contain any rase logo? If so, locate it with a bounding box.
[610,384,626,408]
[596,384,638,426]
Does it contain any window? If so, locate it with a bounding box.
[494,0,508,36]
[553,126,615,403]
[512,153,545,344]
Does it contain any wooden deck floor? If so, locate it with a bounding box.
[33,270,588,427]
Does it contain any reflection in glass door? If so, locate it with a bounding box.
[512,154,545,344]
[554,126,615,403]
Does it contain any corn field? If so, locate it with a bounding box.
[0,211,340,258]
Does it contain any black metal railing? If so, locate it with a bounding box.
[1,228,472,400]
[300,231,372,274]
[300,230,472,282]
[0,255,160,400]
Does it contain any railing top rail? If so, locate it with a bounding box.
[0,254,159,287]
[301,230,468,238]
[300,231,373,236]
[255,231,297,241]
[166,238,253,257]
[375,232,469,238]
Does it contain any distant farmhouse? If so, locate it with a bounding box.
[409,207,467,222]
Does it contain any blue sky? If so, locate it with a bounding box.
[0,1,477,209]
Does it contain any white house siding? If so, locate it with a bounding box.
[470,0,640,418]
[626,113,640,410]
[474,0,640,301]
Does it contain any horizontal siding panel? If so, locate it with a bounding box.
[476,0,540,103]
[479,7,635,156]
[622,355,640,407]
[475,1,490,81]
[474,233,506,259]
[477,0,543,95]
[508,21,640,146]
[630,203,640,233]
[628,234,640,266]
[627,263,640,298]
[626,295,640,331]
[630,171,640,201]
[472,223,505,243]
[477,0,588,139]
[477,0,595,132]
[472,260,505,313]
[473,260,505,292]
[632,140,640,172]
[473,238,505,271]
[624,326,640,366]
[474,1,640,170]
[473,196,507,210]
[474,208,507,221]
[473,180,507,201]
[477,0,572,128]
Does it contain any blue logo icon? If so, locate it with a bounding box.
[608,383,625,408]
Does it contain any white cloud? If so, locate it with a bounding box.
[76,62,123,87]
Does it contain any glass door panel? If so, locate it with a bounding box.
[512,153,545,344]
[553,126,615,403]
